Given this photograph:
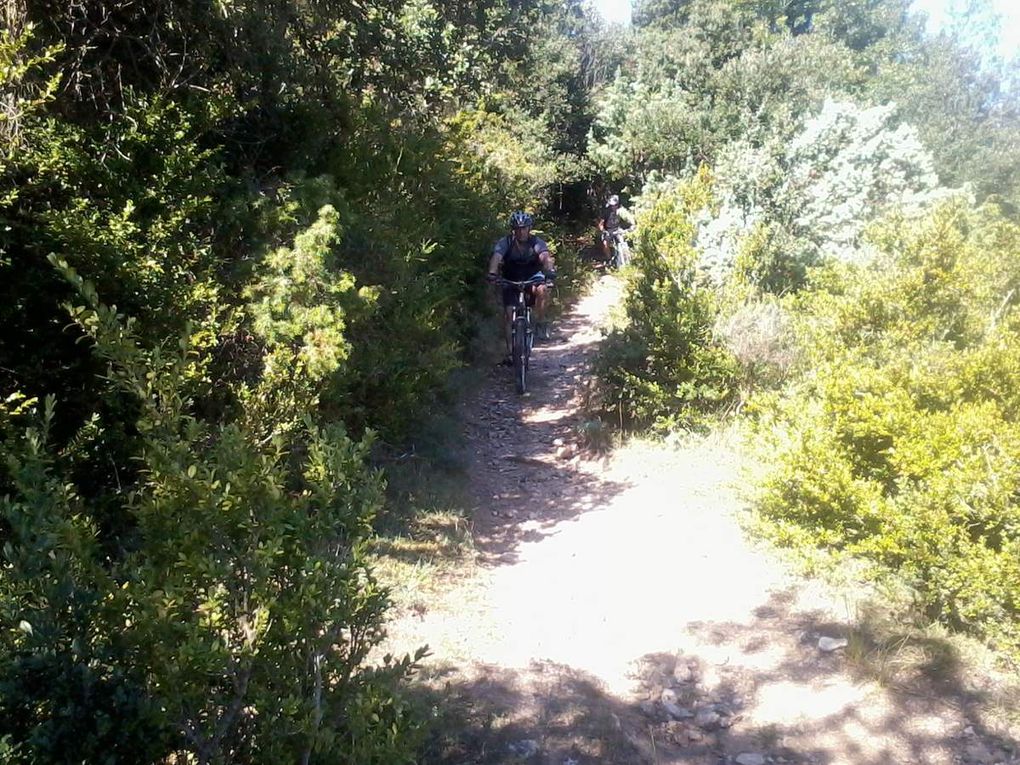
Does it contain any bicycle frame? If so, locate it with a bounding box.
[604,228,630,269]
[497,274,545,394]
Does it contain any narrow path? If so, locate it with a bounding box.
[379,276,1016,765]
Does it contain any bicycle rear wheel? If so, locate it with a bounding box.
[512,317,528,394]
[617,236,630,267]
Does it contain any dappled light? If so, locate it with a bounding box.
[407,587,1015,764]
[4,0,1020,761]
[379,278,1020,764]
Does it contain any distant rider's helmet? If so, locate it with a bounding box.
[607,194,620,206]
[509,211,534,229]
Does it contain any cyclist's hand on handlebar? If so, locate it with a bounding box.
[544,269,557,285]
[486,272,498,284]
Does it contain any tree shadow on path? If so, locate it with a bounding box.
[411,586,1018,764]
[464,277,630,566]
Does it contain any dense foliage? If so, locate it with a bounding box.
[586,0,1020,656]
[757,202,1020,652]
[5,0,1020,755]
[596,171,738,430]
[0,0,611,760]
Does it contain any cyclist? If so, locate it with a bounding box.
[597,193,636,268]
[487,211,557,364]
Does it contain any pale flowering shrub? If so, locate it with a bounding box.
[695,100,948,290]
[785,99,940,263]
[692,139,782,284]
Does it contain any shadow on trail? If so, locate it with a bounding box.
[384,271,1019,764]
[411,659,668,765]
[408,586,1017,765]
[464,277,630,566]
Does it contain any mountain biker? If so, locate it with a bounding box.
[597,194,636,267]
[487,211,557,364]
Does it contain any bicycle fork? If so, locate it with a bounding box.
[511,307,533,363]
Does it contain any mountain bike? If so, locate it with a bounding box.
[601,228,632,269]
[496,273,548,394]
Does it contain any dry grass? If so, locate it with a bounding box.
[369,509,477,618]
[842,596,1020,732]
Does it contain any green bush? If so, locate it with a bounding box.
[756,201,1020,654]
[596,170,738,430]
[0,263,424,763]
[1,1,598,761]
[0,68,572,759]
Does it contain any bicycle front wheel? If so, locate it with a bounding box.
[512,317,528,394]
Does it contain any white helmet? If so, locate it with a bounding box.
[509,211,534,229]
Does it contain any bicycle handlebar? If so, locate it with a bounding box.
[497,275,546,287]
[491,273,550,289]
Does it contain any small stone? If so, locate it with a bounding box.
[553,437,564,446]
[660,688,678,705]
[694,709,720,730]
[673,662,694,683]
[662,697,692,719]
[735,754,766,765]
[508,739,539,758]
[660,705,693,722]
[712,701,732,713]
[818,636,848,652]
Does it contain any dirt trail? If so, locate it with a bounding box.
[379,276,1017,765]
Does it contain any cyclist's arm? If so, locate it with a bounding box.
[538,250,554,270]
[487,248,504,279]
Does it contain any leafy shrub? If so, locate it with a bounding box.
[0,237,425,764]
[1,1,595,761]
[696,100,944,294]
[756,201,1020,654]
[0,23,62,156]
[596,171,738,430]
